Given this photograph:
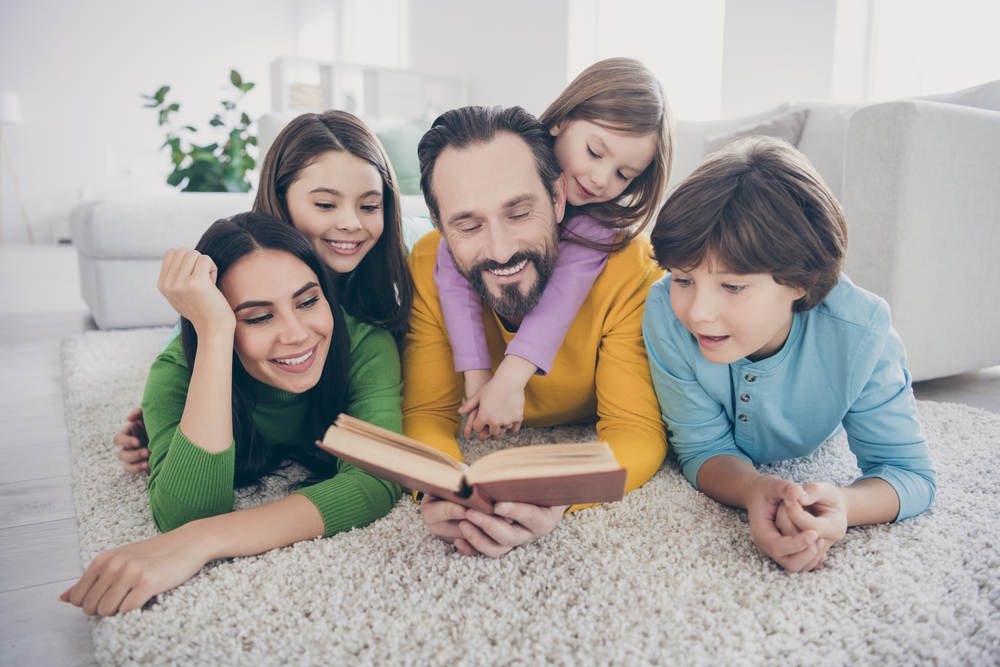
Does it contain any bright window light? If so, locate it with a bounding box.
[873,0,1000,101]
[568,0,726,121]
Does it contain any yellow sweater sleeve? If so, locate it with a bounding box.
[400,231,466,462]
[584,237,668,508]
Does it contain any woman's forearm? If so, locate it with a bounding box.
[189,493,326,561]
[178,331,235,454]
[63,493,327,616]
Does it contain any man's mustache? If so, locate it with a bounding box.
[471,252,536,274]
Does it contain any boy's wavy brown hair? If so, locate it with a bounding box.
[650,136,847,312]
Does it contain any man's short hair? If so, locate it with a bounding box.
[649,136,848,312]
[418,106,563,223]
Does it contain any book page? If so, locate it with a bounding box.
[334,415,465,470]
[466,442,621,484]
[322,415,466,492]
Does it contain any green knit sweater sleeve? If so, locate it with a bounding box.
[142,336,236,533]
[294,313,405,536]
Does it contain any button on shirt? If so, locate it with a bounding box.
[642,273,936,521]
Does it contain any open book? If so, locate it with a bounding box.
[319,415,628,514]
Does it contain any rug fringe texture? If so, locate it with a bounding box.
[60,328,1000,666]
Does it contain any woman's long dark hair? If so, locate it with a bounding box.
[180,212,350,488]
[254,110,414,338]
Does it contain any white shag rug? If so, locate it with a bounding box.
[61,328,1000,667]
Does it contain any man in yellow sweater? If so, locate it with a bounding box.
[403,106,666,557]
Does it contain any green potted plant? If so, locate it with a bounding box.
[143,70,257,192]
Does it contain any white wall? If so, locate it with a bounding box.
[720,0,839,116]
[407,0,569,118]
[871,0,1000,102]
[567,0,726,121]
[0,0,296,243]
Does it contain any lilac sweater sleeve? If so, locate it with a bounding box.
[507,214,613,375]
[434,237,492,372]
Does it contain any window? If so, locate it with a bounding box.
[568,0,726,120]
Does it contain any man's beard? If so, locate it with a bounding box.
[455,228,560,321]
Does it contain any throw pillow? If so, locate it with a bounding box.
[376,112,436,195]
[703,108,810,156]
[917,79,1000,113]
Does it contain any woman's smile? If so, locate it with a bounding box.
[269,344,319,372]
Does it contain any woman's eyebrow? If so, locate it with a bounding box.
[293,282,319,298]
[234,282,319,312]
[234,299,271,312]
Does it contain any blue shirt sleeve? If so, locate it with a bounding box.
[642,278,750,489]
[842,317,936,521]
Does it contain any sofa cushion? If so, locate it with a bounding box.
[795,102,862,202]
[702,108,810,155]
[670,104,794,191]
[918,79,1000,112]
[71,193,254,259]
[376,112,435,195]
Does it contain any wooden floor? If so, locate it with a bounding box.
[0,243,998,667]
[1,246,97,667]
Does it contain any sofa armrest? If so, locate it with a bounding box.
[70,192,254,329]
[842,100,1000,380]
[70,193,254,259]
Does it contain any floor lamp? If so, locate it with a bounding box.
[0,92,32,244]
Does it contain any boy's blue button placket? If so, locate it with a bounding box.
[734,369,760,439]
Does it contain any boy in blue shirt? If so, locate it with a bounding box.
[642,136,936,572]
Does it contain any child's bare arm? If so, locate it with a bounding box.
[460,368,494,439]
[461,355,536,441]
[782,477,899,538]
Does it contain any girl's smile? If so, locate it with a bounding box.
[550,119,657,208]
[285,150,385,275]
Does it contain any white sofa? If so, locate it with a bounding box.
[667,80,1000,381]
[70,110,434,329]
[70,189,431,329]
[70,192,254,329]
[73,82,999,380]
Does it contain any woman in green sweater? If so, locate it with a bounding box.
[114,109,415,473]
[61,212,404,616]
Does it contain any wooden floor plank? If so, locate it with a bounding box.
[0,579,97,667]
[0,417,69,450]
[0,519,83,592]
[0,476,76,530]
[0,441,72,485]
[0,393,68,425]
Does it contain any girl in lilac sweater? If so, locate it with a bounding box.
[434,57,675,441]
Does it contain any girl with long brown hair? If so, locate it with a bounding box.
[433,57,675,443]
